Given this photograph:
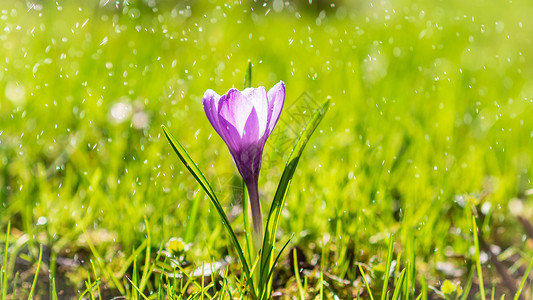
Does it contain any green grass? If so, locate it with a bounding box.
[1,0,533,298]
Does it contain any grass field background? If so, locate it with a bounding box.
[1,0,533,298]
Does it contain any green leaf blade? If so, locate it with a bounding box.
[259,98,330,294]
[161,125,255,295]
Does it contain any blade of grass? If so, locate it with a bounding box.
[140,242,164,293]
[381,235,394,300]
[90,261,102,300]
[420,275,427,300]
[117,239,148,278]
[359,264,375,300]
[201,263,205,300]
[244,60,252,89]
[127,278,150,300]
[168,261,203,291]
[402,234,415,300]
[0,269,3,299]
[132,255,138,300]
[85,276,96,300]
[12,272,18,299]
[157,257,167,300]
[49,251,57,299]
[78,282,95,300]
[408,235,415,299]
[391,269,406,300]
[318,270,324,300]
[139,217,151,294]
[168,268,175,297]
[51,277,58,300]
[513,257,533,300]
[209,258,217,296]
[161,125,254,295]
[293,249,306,300]
[395,252,402,286]
[260,99,330,290]
[2,221,10,300]
[460,268,474,300]
[27,244,42,300]
[472,216,486,300]
[260,234,293,300]
[184,187,202,243]
[220,265,229,300]
[83,228,125,294]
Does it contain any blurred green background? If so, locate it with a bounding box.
[1,0,532,298]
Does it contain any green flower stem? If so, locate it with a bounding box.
[245,179,264,296]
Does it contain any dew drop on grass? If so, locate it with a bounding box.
[36,216,47,225]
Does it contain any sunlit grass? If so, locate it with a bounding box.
[1,0,533,298]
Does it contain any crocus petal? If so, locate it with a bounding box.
[219,88,253,137]
[241,108,261,146]
[242,87,269,137]
[218,112,243,153]
[266,81,285,137]
[202,89,223,135]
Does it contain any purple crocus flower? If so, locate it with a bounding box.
[203,81,285,236]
